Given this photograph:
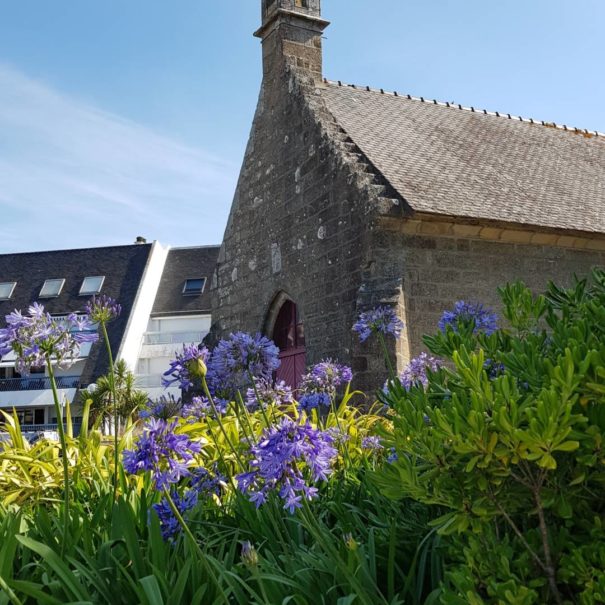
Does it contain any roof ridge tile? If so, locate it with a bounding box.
[322,78,604,138]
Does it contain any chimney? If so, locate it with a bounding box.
[134,236,147,244]
[254,0,329,85]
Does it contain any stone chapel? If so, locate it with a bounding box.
[210,0,605,390]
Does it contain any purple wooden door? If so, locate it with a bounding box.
[272,301,306,389]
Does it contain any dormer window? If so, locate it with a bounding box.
[39,278,65,298]
[0,282,16,300]
[79,276,105,296]
[183,278,206,296]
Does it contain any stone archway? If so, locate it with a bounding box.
[265,293,306,389]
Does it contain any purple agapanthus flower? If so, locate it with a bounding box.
[353,306,404,343]
[85,295,121,324]
[152,467,224,540]
[298,391,332,411]
[246,378,293,411]
[327,426,350,445]
[236,417,337,513]
[208,332,280,392]
[361,436,383,451]
[399,352,443,390]
[387,448,398,463]
[0,303,98,374]
[181,395,228,420]
[139,394,183,420]
[484,358,505,379]
[153,485,199,540]
[304,360,353,391]
[123,418,202,490]
[297,360,352,411]
[162,344,209,391]
[439,301,498,336]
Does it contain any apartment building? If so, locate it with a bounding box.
[0,240,218,433]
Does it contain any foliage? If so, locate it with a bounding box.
[377,270,605,604]
[4,270,603,604]
[0,388,442,605]
[0,403,133,508]
[80,359,148,427]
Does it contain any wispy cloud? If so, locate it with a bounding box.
[0,64,236,252]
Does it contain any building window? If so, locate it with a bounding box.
[79,276,105,295]
[0,282,16,300]
[39,279,65,298]
[295,0,308,7]
[182,278,206,296]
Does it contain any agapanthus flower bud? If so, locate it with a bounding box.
[163,344,210,391]
[343,533,358,551]
[241,541,259,567]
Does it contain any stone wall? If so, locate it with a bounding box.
[370,222,605,367]
[211,63,382,375]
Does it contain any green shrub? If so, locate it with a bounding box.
[377,270,605,604]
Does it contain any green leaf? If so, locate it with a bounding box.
[15,536,89,602]
[139,576,165,605]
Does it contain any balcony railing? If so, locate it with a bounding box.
[142,331,205,345]
[0,424,82,440]
[0,376,80,392]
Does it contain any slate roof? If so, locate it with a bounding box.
[151,246,219,316]
[0,243,153,385]
[320,81,605,234]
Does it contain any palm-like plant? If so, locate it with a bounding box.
[80,360,148,431]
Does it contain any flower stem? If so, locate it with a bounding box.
[201,377,245,469]
[247,370,275,426]
[234,390,256,445]
[378,333,396,381]
[162,488,227,604]
[100,322,119,501]
[46,357,70,555]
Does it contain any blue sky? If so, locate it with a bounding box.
[1,0,603,253]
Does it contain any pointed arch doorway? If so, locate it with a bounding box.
[270,298,306,389]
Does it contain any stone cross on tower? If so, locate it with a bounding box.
[255,0,329,85]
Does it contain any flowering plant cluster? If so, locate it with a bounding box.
[438,300,498,335]
[153,468,223,540]
[245,378,293,411]
[139,394,184,420]
[208,332,280,392]
[181,395,228,420]
[237,417,337,513]
[123,418,202,490]
[298,360,352,411]
[361,435,383,451]
[0,303,98,374]
[353,306,403,342]
[398,352,443,390]
[85,294,121,324]
[162,344,209,391]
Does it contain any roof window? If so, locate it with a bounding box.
[182,278,206,296]
[39,278,65,298]
[0,282,16,300]
[79,276,105,296]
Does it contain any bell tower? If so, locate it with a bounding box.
[255,0,329,84]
